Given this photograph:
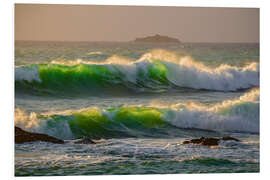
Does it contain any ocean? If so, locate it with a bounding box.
[14,41,259,176]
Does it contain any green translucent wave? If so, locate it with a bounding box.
[40,107,174,139]
[32,101,259,139]
[15,61,171,94]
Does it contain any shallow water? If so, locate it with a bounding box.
[15,135,259,176]
[15,41,259,176]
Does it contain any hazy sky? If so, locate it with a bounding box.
[15,4,259,43]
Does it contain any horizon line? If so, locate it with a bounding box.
[14,40,260,44]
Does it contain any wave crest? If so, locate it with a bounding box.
[15,50,259,94]
[15,89,259,139]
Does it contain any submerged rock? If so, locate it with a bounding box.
[74,138,96,144]
[182,136,240,146]
[15,126,64,144]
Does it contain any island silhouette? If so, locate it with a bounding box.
[134,34,181,43]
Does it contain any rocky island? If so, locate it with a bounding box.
[134,34,181,43]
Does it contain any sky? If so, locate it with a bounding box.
[15,4,259,43]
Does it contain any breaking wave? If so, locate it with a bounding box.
[15,50,259,94]
[15,88,259,139]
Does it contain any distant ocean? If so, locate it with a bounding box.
[15,41,259,176]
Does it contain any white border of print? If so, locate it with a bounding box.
[1,0,269,180]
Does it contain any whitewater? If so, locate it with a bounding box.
[15,41,259,175]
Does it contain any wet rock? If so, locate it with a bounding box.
[74,138,96,144]
[201,138,219,146]
[15,126,64,144]
[182,136,240,146]
[183,137,205,144]
[220,136,240,142]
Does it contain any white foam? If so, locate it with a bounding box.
[163,89,260,133]
[15,65,41,83]
[131,50,259,91]
[15,108,41,132]
[15,108,74,140]
[161,56,259,91]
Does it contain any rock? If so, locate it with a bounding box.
[134,34,181,43]
[74,138,96,144]
[182,136,240,146]
[220,136,240,142]
[183,137,205,144]
[190,137,205,144]
[15,126,64,144]
[182,140,190,144]
[201,138,219,146]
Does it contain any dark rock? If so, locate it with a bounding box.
[182,136,240,146]
[201,138,219,146]
[220,136,240,142]
[182,140,191,144]
[190,137,205,144]
[15,126,64,144]
[74,138,96,144]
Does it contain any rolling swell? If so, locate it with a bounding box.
[15,52,259,95]
[15,89,259,139]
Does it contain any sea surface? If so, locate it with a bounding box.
[14,41,260,176]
